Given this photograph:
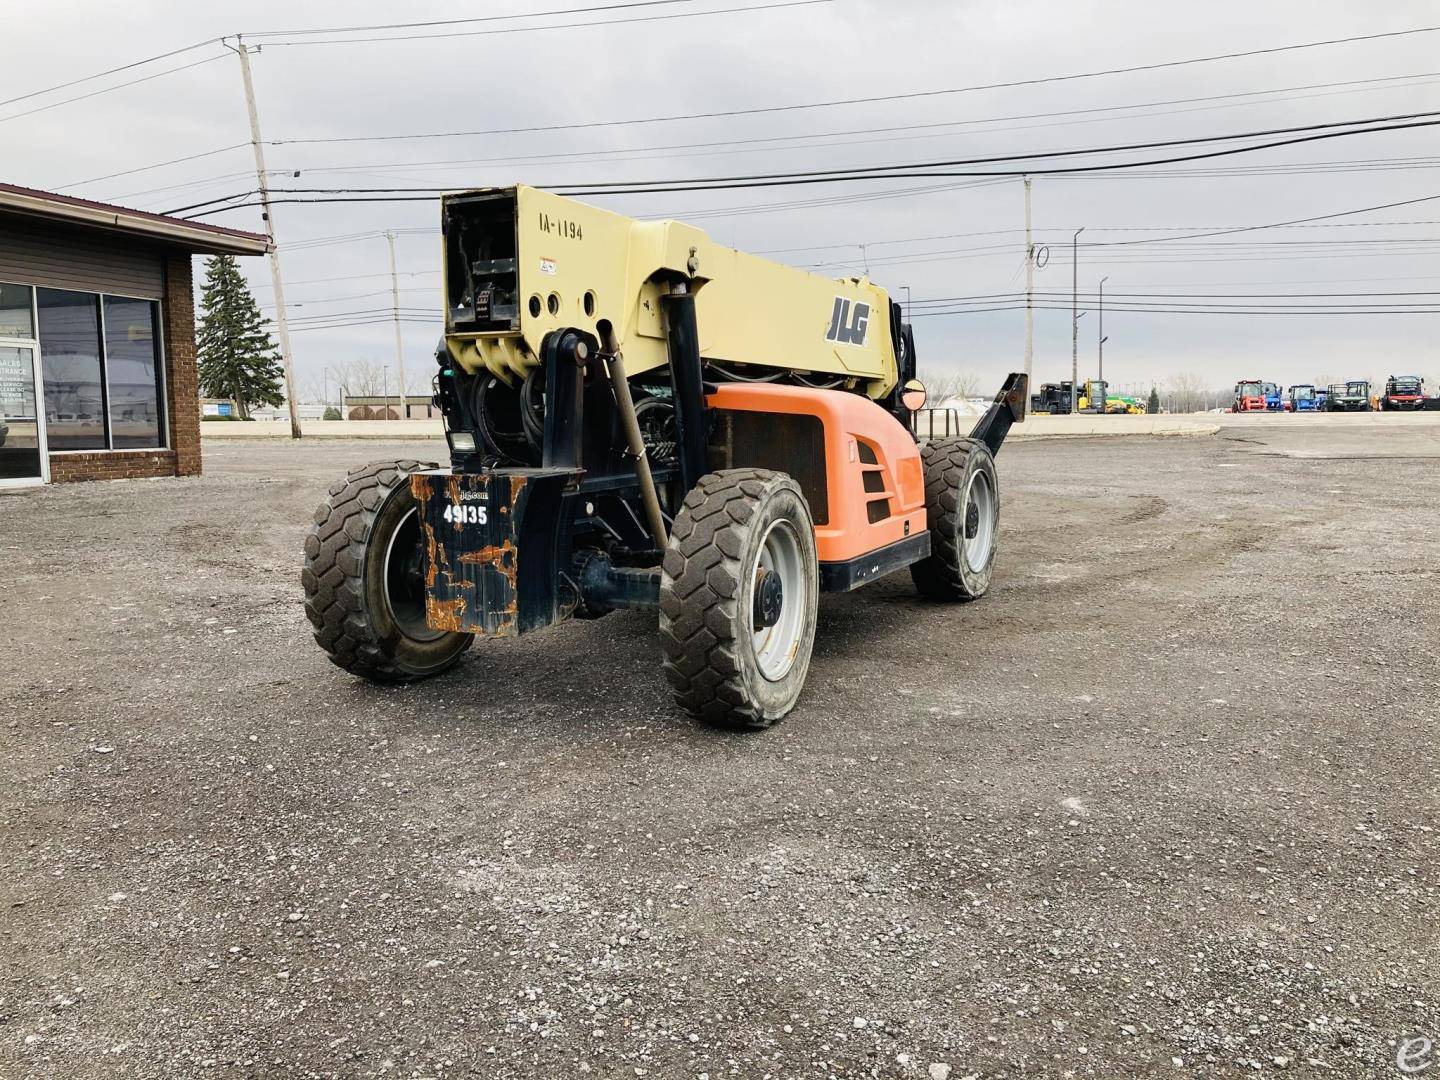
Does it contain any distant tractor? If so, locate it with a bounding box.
[1030,381,1074,414]
[1325,380,1371,412]
[1314,386,1329,410]
[1286,384,1321,412]
[1263,382,1283,411]
[1233,380,1267,412]
[1381,374,1425,410]
[1076,379,1110,414]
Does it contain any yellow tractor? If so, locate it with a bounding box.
[302,186,1026,728]
[1075,378,1109,413]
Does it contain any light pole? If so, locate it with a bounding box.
[1070,227,1084,413]
[1098,275,1109,384]
[382,365,389,420]
[1023,176,1034,386]
[326,366,349,417]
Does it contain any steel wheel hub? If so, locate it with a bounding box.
[962,470,996,570]
[753,568,784,629]
[751,519,806,682]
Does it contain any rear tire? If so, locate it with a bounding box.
[303,460,473,682]
[911,437,999,601]
[658,469,819,730]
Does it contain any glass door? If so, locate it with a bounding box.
[0,344,45,484]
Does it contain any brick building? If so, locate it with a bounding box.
[0,183,270,487]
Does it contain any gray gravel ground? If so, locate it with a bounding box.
[2,419,1437,1080]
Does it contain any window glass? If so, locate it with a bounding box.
[37,288,106,450]
[0,283,33,339]
[0,346,41,480]
[103,297,163,448]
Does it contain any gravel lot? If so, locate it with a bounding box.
[2,419,1437,1079]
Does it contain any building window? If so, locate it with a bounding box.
[33,286,165,452]
[0,282,34,338]
[103,296,164,449]
[37,288,106,450]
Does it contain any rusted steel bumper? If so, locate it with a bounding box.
[411,467,577,637]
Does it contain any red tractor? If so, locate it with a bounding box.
[1232,380,1267,412]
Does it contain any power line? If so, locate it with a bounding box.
[83,69,1439,198]
[2,1,819,134]
[241,0,718,37]
[0,1,755,110]
[756,218,1440,256]
[1087,193,1440,245]
[565,118,1440,194]
[274,70,1440,169]
[0,53,229,125]
[247,269,441,290]
[52,144,250,193]
[235,77,1440,211]
[0,37,221,109]
[252,0,831,47]
[258,287,437,308]
[181,114,1440,213]
[267,23,1440,145]
[914,296,1440,308]
[552,110,1440,190]
[911,289,1440,302]
[912,304,1440,316]
[289,316,438,333]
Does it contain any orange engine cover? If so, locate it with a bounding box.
[705,383,926,564]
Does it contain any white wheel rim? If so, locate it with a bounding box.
[752,519,807,682]
[963,469,996,570]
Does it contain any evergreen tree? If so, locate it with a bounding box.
[1147,384,1161,415]
[196,254,284,419]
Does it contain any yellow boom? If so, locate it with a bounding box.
[441,185,900,398]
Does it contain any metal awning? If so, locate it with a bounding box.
[0,182,271,256]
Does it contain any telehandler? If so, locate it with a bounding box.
[302,186,1026,728]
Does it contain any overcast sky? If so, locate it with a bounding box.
[7,0,1439,399]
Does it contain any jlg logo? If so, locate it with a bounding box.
[825,297,870,346]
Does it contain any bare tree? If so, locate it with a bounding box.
[299,372,332,406]
[1161,371,1212,414]
[330,358,388,398]
[919,368,983,404]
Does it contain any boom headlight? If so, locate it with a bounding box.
[447,430,477,454]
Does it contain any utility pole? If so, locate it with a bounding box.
[229,36,300,440]
[1070,226,1084,413]
[385,231,408,421]
[1023,177,1034,386]
[1098,275,1109,384]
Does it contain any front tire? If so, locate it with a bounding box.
[911,437,999,601]
[303,460,473,682]
[658,469,819,730]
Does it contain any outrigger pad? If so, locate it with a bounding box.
[411,468,576,637]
